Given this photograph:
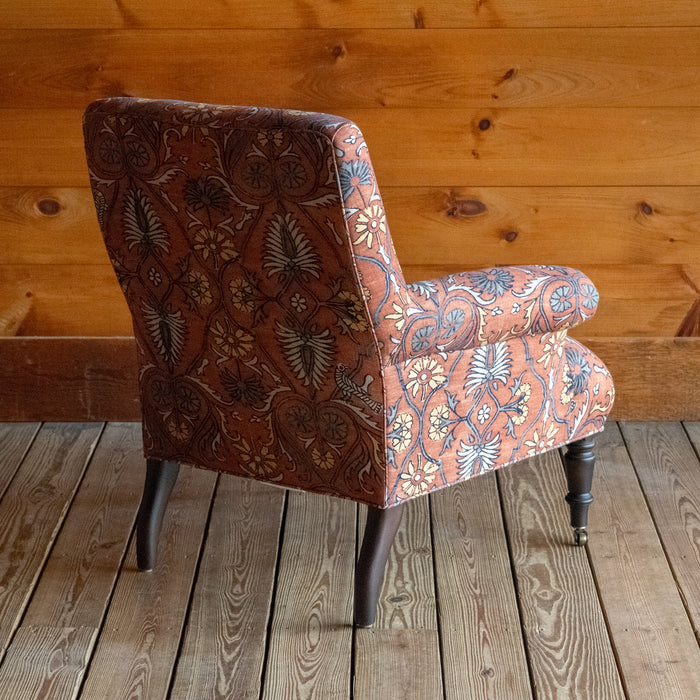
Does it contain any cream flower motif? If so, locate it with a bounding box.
[186,269,212,306]
[167,418,191,442]
[193,227,237,265]
[354,204,386,249]
[406,358,447,400]
[236,438,277,477]
[257,129,284,147]
[336,290,368,332]
[428,404,450,441]
[311,447,335,470]
[229,278,255,312]
[560,365,574,405]
[537,330,567,369]
[290,293,307,313]
[210,320,253,363]
[385,301,406,332]
[513,382,532,425]
[400,455,439,498]
[525,422,559,456]
[391,412,413,452]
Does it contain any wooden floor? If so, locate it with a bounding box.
[0,422,698,699]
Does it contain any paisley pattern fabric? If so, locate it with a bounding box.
[83,98,614,508]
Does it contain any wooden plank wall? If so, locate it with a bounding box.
[0,1,698,419]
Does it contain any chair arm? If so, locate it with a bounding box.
[384,265,599,364]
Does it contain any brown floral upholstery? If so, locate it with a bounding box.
[83,98,614,508]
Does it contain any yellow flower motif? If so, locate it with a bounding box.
[336,290,368,332]
[257,129,284,147]
[537,330,567,369]
[524,422,559,456]
[186,269,212,306]
[236,437,277,476]
[167,418,191,442]
[391,412,413,452]
[513,382,532,425]
[354,204,386,249]
[560,364,575,405]
[385,301,406,332]
[400,455,439,498]
[428,404,450,441]
[311,447,335,470]
[211,320,253,362]
[229,278,255,312]
[193,227,237,264]
[406,358,447,400]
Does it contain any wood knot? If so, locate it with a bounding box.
[37,198,60,216]
[638,201,653,216]
[478,118,491,131]
[331,43,346,60]
[413,8,426,28]
[445,194,487,219]
[502,230,518,242]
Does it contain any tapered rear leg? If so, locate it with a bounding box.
[354,502,405,627]
[136,458,180,571]
[563,436,596,546]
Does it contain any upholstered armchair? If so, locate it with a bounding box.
[83,98,614,627]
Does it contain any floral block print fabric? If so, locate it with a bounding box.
[83,98,614,508]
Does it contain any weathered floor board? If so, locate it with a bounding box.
[0,422,698,700]
[354,497,443,699]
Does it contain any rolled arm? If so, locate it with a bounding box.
[384,265,599,364]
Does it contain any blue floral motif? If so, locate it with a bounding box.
[581,283,599,310]
[408,280,437,298]
[564,346,591,395]
[442,308,465,338]
[468,268,513,297]
[339,159,371,201]
[411,325,434,353]
[550,285,573,313]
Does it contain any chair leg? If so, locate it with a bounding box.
[354,502,405,627]
[563,436,596,546]
[136,458,180,571]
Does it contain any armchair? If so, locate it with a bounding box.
[83,98,614,627]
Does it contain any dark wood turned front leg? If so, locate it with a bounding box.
[563,436,596,546]
[354,503,405,627]
[136,458,180,571]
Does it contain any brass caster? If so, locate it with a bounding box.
[573,528,588,546]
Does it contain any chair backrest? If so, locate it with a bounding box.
[83,98,404,506]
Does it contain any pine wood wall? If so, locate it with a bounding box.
[0,1,698,420]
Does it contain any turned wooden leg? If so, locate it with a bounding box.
[136,458,180,571]
[354,503,405,627]
[563,436,596,546]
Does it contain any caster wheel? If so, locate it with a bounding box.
[573,528,588,546]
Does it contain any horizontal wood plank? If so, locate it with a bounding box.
[2,257,698,337]
[0,337,140,421]
[3,186,700,268]
[1,336,699,421]
[1,107,698,188]
[588,423,700,698]
[1,1,699,28]
[1,29,698,109]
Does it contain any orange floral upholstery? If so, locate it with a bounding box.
[83,98,614,508]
